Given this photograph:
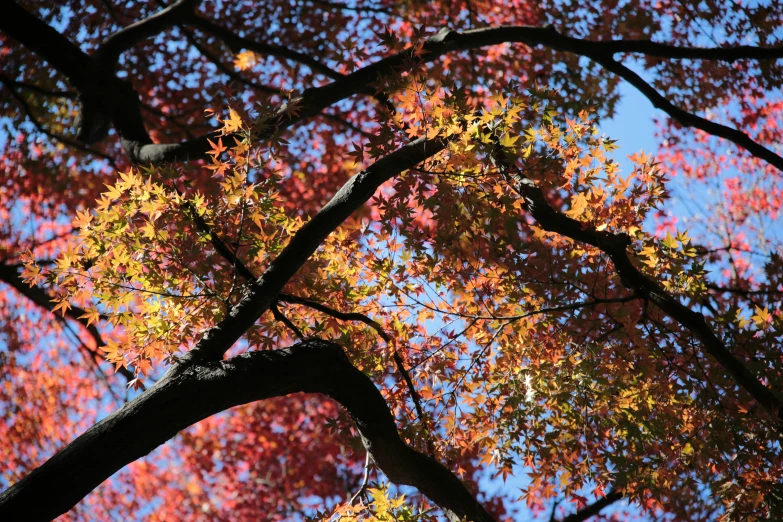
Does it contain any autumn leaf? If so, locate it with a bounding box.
[565,192,588,218]
[222,108,244,134]
[51,298,72,317]
[233,50,258,71]
[499,133,519,148]
[752,306,772,329]
[78,308,101,327]
[207,138,227,157]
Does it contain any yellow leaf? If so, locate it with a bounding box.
[223,108,243,134]
[21,263,44,287]
[565,193,588,218]
[74,209,93,229]
[78,308,101,327]
[499,133,519,148]
[752,306,771,329]
[52,298,72,317]
[661,232,678,250]
[102,183,124,200]
[233,50,258,71]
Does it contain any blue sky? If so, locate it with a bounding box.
[602,81,657,177]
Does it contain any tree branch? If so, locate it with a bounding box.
[278,293,390,340]
[705,282,783,297]
[94,0,202,70]
[270,302,304,339]
[503,169,783,419]
[121,25,783,167]
[179,135,445,364]
[0,75,118,166]
[0,2,96,92]
[8,10,782,166]
[592,55,783,172]
[0,340,494,522]
[560,491,623,522]
[0,76,76,99]
[186,15,343,79]
[459,25,783,62]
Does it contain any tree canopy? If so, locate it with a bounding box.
[1,1,783,521]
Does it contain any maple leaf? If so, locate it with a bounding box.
[282,98,303,118]
[73,209,93,229]
[207,138,227,157]
[78,308,101,326]
[102,183,124,201]
[51,298,72,317]
[222,108,243,134]
[21,262,44,287]
[498,133,519,148]
[752,306,772,329]
[565,192,588,218]
[347,142,364,165]
[207,156,230,178]
[233,50,258,71]
[661,232,679,250]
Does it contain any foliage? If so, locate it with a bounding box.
[1,1,783,522]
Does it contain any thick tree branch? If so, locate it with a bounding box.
[94,0,201,70]
[503,170,783,419]
[122,25,783,168]
[0,340,494,522]
[458,25,783,62]
[0,2,96,92]
[7,9,781,167]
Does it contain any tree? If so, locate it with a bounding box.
[0,0,782,520]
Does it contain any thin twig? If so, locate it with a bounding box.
[271,302,304,339]
[349,451,371,505]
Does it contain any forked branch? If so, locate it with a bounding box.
[0,340,493,522]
